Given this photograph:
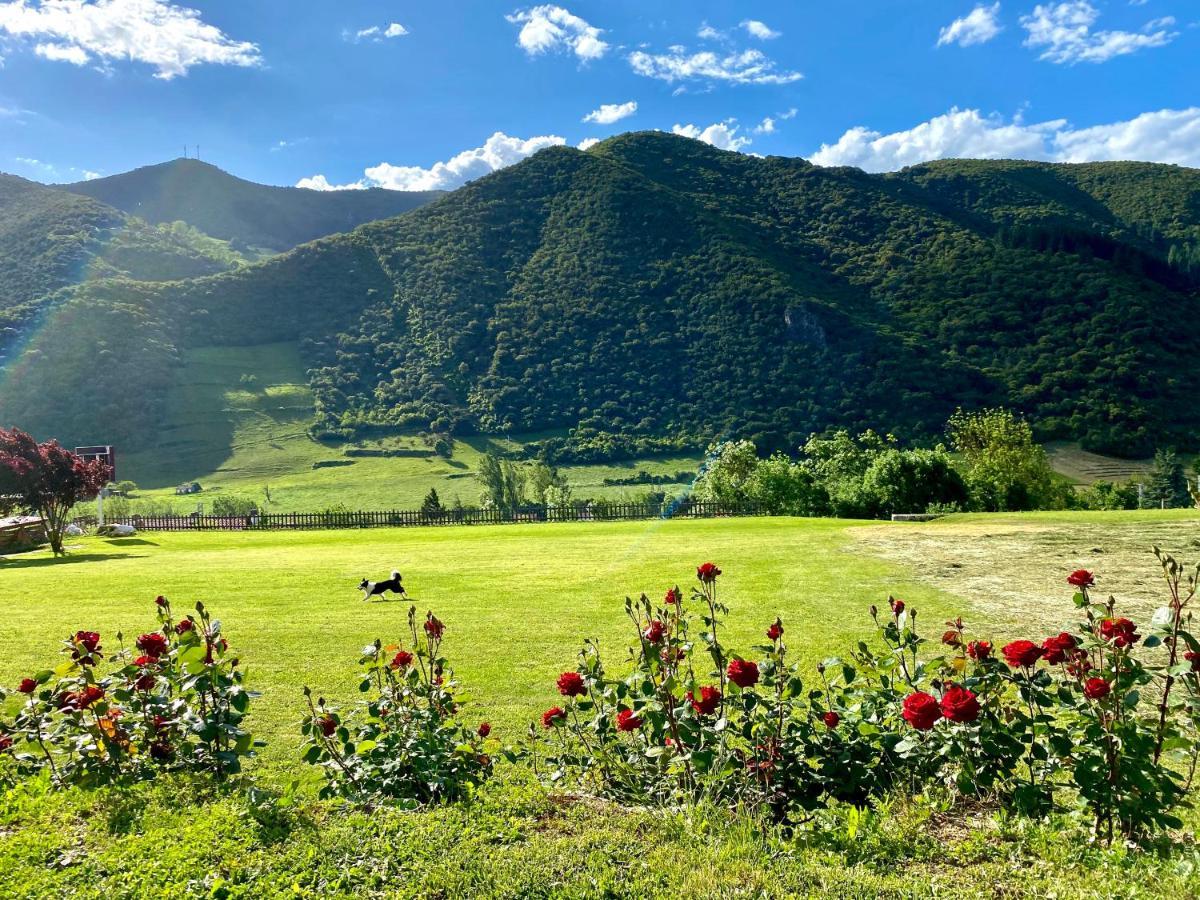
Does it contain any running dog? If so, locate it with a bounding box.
[359,570,406,602]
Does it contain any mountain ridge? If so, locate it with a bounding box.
[2,132,1198,460]
[59,158,442,252]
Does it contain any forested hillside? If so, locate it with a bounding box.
[3,133,1198,459]
[62,159,442,252]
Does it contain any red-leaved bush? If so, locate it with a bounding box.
[532,554,1200,840]
[0,596,259,788]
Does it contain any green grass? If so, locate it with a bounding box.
[2,513,1200,897]
[118,343,701,513]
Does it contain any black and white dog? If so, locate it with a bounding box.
[359,570,406,602]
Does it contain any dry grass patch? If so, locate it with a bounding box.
[850,512,1200,635]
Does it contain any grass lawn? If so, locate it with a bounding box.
[2,512,1199,898]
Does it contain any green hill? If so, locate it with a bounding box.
[3,132,1199,466]
[61,158,442,252]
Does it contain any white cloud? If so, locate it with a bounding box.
[809,106,1200,171]
[353,22,408,42]
[506,5,607,61]
[779,107,798,120]
[298,131,567,193]
[629,46,801,85]
[1021,1,1177,64]
[696,22,723,40]
[1053,107,1200,164]
[582,100,636,125]
[295,174,365,191]
[754,116,775,135]
[740,19,780,40]
[937,3,1003,47]
[672,120,752,152]
[0,0,262,79]
[34,41,87,63]
[578,137,601,150]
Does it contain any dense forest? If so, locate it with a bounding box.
[2,133,1198,458]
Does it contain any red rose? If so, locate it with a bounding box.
[1067,570,1095,588]
[688,685,721,715]
[155,595,168,607]
[696,562,721,583]
[766,619,784,642]
[557,672,585,697]
[1099,617,1139,649]
[726,658,760,688]
[902,691,942,730]
[1002,640,1043,669]
[17,678,36,694]
[890,597,905,616]
[939,684,981,723]
[390,650,413,670]
[72,631,102,664]
[941,630,962,647]
[317,715,337,737]
[1186,651,1200,673]
[477,722,491,738]
[542,706,566,729]
[643,621,665,643]
[616,709,642,732]
[664,587,681,605]
[0,736,12,751]
[136,632,169,658]
[175,619,194,635]
[823,711,840,729]
[424,615,445,640]
[135,673,156,692]
[1041,632,1077,666]
[65,684,105,710]
[1083,677,1111,700]
[966,640,992,661]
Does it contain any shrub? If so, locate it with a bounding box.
[533,557,1198,840]
[300,606,504,806]
[0,596,260,787]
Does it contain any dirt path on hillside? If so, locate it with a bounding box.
[850,516,1200,634]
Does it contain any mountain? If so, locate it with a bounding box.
[0,173,260,366]
[3,132,1199,461]
[61,159,442,252]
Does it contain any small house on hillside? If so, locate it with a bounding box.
[0,515,48,552]
[176,482,203,496]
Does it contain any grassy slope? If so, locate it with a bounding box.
[116,343,1143,514]
[1,513,1199,897]
[120,343,700,511]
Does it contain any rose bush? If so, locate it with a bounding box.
[300,605,508,806]
[0,595,259,788]
[532,556,1199,840]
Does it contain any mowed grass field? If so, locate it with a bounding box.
[2,512,1200,898]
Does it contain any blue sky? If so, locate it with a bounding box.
[0,1,1196,190]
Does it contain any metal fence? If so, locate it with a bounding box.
[73,500,763,532]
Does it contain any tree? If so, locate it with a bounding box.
[694,440,761,506]
[745,453,826,516]
[420,487,445,518]
[1142,449,1190,509]
[476,452,527,515]
[0,427,110,555]
[946,408,1056,511]
[860,448,969,516]
[528,460,570,506]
